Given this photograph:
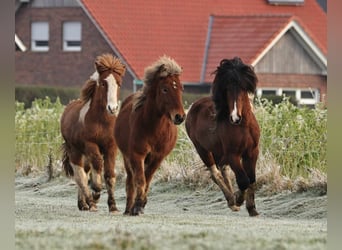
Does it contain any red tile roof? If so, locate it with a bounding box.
[204,15,294,82]
[80,0,326,83]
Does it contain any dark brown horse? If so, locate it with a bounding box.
[61,53,126,212]
[185,57,260,216]
[114,56,186,215]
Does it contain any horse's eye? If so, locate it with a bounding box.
[162,88,168,94]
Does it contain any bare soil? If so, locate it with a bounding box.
[15,175,327,250]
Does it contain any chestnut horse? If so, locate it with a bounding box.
[114,56,186,215]
[185,57,260,216]
[61,54,126,212]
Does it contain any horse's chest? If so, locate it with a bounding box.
[150,129,177,153]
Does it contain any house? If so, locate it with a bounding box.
[15,0,327,105]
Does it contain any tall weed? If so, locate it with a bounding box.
[15,97,327,192]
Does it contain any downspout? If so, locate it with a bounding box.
[200,15,214,83]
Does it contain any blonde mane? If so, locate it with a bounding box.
[133,55,182,110]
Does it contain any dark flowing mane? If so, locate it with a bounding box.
[133,55,182,110]
[211,57,258,120]
[80,54,126,103]
[80,80,97,103]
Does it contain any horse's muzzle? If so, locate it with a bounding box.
[107,105,119,116]
[230,115,242,125]
[173,114,186,125]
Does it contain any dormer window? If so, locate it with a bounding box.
[31,21,49,52]
[63,21,82,51]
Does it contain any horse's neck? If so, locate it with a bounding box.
[85,99,108,120]
[141,98,169,128]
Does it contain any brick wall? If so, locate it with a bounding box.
[15,6,134,90]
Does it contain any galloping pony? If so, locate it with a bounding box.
[185,57,260,216]
[114,56,186,215]
[61,54,126,212]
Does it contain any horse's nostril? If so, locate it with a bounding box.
[174,114,185,125]
[230,115,242,125]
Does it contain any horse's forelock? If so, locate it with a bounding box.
[143,55,182,86]
[95,53,126,77]
[211,57,258,120]
[213,57,257,94]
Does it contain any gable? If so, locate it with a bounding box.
[254,29,326,75]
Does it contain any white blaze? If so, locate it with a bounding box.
[106,74,119,115]
[231,101,239,123]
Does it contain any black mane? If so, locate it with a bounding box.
[211,57,258,121]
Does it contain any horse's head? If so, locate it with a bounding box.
[212,57,257,125]
[87,54,126,116]
[143,56,186,125]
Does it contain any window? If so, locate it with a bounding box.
[301,90,315,99]
[261,90,277,96]
[257,88,320,106]
[63,21,81,51]
[31,22,49,51]
[282,90,296,99]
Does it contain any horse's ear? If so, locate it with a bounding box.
[158,64,168,78]
[94,61,100,73]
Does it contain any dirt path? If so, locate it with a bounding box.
[15,176,327,250]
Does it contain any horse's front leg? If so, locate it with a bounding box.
[242,150,259,217]
[194,145,238,212]
[103,143,119,213]
[130,154,146,216]
[123,156,135,215]
[227,154,252,212]
[143,156,164,209]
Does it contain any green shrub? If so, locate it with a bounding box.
[254,97,327,178]
[15,85,80,108]
[15,97,64,174]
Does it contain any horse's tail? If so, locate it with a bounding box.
[61,142,74,177]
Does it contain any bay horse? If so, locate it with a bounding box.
[114,56,186,215]
[185,57,260,216]
[61,53,126,212]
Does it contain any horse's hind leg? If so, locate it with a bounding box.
[70,158,97,211]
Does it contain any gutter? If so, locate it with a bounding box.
[200,15,214,83]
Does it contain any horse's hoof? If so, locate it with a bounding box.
[229,205,240,212]
[109,208,120,214]
[248,208,259,217]
[92,192,101,203]
[109,204,119,213]
[131,206,144,216]
[123,211,130,216]
[234,191,245,206]
[78,202,89,211]
[89,205,98,212]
